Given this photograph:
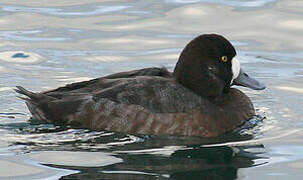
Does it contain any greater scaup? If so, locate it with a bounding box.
[16,34,265,137]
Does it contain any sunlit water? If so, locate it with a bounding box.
[0,0,303,179]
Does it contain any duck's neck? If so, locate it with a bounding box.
[173,73,224,98]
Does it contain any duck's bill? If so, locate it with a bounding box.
[232,69,266,90]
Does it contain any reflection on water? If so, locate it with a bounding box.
[4,124,265,179]
[1,117,266,179]
[1,0,303,179]
[56,145,264,179]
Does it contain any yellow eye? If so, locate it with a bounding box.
[221,56,228,62]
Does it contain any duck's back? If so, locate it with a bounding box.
[39,67,203,112]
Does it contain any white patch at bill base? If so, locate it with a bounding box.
[231,56,241,84]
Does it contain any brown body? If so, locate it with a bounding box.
[18,67,254,137]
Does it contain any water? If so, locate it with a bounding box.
[0,0,303,179]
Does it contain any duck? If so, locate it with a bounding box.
[15,34,265,137]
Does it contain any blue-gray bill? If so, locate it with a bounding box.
[232,68,266,90]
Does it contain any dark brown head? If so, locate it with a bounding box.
[173,34,265,98]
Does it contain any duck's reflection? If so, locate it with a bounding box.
[6,121,265,179]
[54,140,265,180]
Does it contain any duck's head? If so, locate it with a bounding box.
[173,34,265,97]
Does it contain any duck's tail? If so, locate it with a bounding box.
[15,86,50,122]
[15,86,39,102]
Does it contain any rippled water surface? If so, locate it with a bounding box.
[0,0,303,179]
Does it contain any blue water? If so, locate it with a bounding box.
[0,0,303,179]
